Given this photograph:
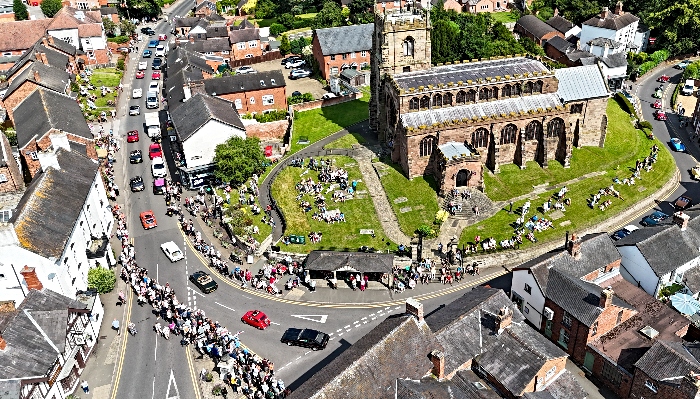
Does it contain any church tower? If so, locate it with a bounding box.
[370,6,432,141]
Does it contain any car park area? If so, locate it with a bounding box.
[244,58,328,99]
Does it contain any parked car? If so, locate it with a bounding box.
[674,195,692,210]
[152,71,161,80]
[321,93,337,99]
[676,60,691,69]
[641,210,669,226]
[241,310,271,330]
[143,50,152,58]
[152,57,163,70]
[611,225,639,241]
[129,105,141,116]
[235,66,256,74]
[138,62,147,70]
[161,241,184,262]
[190,271,218,293]
[281,328,329,350]
[139,210,157,229]
[141,27,155,35]
[127,130,139,142]
[148,39,159,48]
[129,176,144,191]
[155,46,166,57]
[285,59,306,69]
[654,110,667,121]
[136,70,145,79]
[148,82,160,92]
[289,69,311,80]
[670,137,686,152]
[652,100,661,109]
[148,143,162,159]
[117,47,129,53]
[146,94,158,109]
[291,91,302,97]
[153,178,166,195]
[158,33,167,41]
[130,150,143,164]
[281,56,302,66]
[151,157,166,178]
[132,88,142,99]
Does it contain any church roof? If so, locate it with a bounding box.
[400,93,562,129]
[393,57,550,91]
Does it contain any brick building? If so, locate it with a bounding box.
[312,23,373,80]
[3,62,71,122]
[202,70,286,114]
[370,9,609,194]
[229,27,262,60]
[0,132,23,200]
[514,15,564,46]
[46,7,109,65]
[629,341,700,399]
[0,19,52,61]
[194,0,215,17]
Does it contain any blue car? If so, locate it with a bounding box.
[670,138,686,152]
[148,40,159,48]
[641,211,668,226]
[142,50,152,58]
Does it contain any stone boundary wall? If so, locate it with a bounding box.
[291,91,363,112]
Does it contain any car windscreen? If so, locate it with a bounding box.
[153,164,164,170]
[147,97,157,102]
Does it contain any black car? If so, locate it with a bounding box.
[189,271,218,293]
[130,150,143,164]
[152,57,162,70]
[141,27,155,35]
[291,91,302,97]
[130,176,145,192]
[281,328,329,350]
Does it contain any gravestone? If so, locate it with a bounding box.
[394,197,408,204]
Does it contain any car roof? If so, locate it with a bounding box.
[161,241,180,250]
[149,143,161,149]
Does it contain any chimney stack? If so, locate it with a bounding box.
[496,306,513,332]
[20,266,43,291]
[33,70,41,82]
[600,286,614,308]
[674,211,690,231]
[567,233,582,258]
[430,350,445,380]
[614,1,624,15]
[600,7,609,19]
[406,298,424,323]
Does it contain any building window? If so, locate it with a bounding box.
[330,67,339,75]
[77,1,88,9]
[534,80,543,93]
[544,320,553,337]
[479,87,492,101]
[420,136,435,157]
[525,120,542,140]
[570,103,583,114]
[502,85,512,97]
[466,90,476,103]
[562,311,572,328]
[361,51,367,57]
[403,37,414,57]
[0,173,6,183]
[500,124,518,145]
[456,90,466,104]
[419,96,430,109]
[645,380,658,393]
[546,118,564,138]
[602,361,622,387]
[394,0,399,5]
[591,321,598,336]
[330,55,336,60]
[262,95,274,105]
[471,128,489,148]
[616,310,623,325]
[342,53,347,60]
[237,43,245,50]
[409,97,419,110]
[545,366,557,380]
[524,81,533,94]
[221,51,229,54]
[248,41,257,48]
[442,92,452,106]
[524,283,532,294]
[250,97,255,104]
[245,54,253,58]
[234,99,242,109]
[558,328,569,348]
[0,210,11,223]
[513,83,522,96]
[432,94,442,107]
[350,52,356,58]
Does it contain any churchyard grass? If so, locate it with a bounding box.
[271,156,393,253]
[459,99,675,251]
[324,132,367,149]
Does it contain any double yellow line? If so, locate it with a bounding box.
[110,286,132,399]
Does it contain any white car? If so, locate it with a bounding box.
[289,69,311,80]
[148,82,159,92]
[155,45,166,57]
[151,157,167,178]
[236,66,256,74]
[321,93,337,99]
[285,59,306,69]
[161,241,184,262]
[132,88,142,99]
[138,61,147,70]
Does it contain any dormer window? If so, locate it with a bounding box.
[260,80,265,86]
[271,79,276,84]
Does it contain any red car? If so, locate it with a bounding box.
[158,34,167,41]
[135,70,145,79]
[152,71,161,80]
[241,310,271,330]
[654,110,667,121]
[127,130,139,143]
[658,74,670,82]
[148,143,162,159]
[139,210,157,229]
[652,100,662,109]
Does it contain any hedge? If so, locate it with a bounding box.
[615,92,638,119]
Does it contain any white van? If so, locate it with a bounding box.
[682,79,695,96]
[146,91,159,109]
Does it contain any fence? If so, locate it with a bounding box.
[85,62,116,70]
[228,51,283,68]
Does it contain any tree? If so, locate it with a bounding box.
[312,0,343,29]
[120,19,136,36]
[646,0,700,55]
[518,36,545,57]
[431,19,461,64]
[40,0,63,18]
[290,37,307,55]
[214,137,266,186]
[277,13,294,29]
[87,266,116,294]
[13,0,28,20]
[269,23,286,37]
[254,0,276,18]
[103,17,117,37]
[123,0,160,20]
[348,0,373,23]
[279,34,291,55]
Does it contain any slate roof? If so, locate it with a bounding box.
[401,93,562,129]
[393,57,549,91]
[545,268,633,327]
[514,233,621,293]
[203,70,285,96]
[631,224,700,277]
[634,341,700,382]
[171,94,244,142]
[167,46,215,77]
[600,52,628,69]
[0,380,21,399]
[589,278,691,373]
[314,23,373,56]
[684,265,700,293]
[516,15,559,40]
[174,17,202,28]
[12,149,97,258]
[287,315,438,399]
[0,289,86,380]
[205,24,230,38]
[5,62,70,99]
[545,36,574,53]
[0,20,52,52]
[7,41,70,78]
[237,19,255,30]
[165,68,189,113]
[229,28,260,44]
[589,37,624,49]
[13,89,91,149]
[46,36,80,56]
[303,251,394,273]
[555,65,609,102]
[522,370,587,399]
[546,15,575,35]
[100,6,118,15]
[181,39,231,53]
[396,375,501,399]
[583,11,639,30]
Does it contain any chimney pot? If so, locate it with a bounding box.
[567,233,581,257]
[600,287,614,308]
[601,7,609,19]
[406,298,424,323]
[614,1,623,15]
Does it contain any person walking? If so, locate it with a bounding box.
[81,380,90,393]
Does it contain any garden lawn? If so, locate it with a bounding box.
[378,162,440,236]
[271,156,392,253]
[459,99,675,252]
[489,11,520,23]
[291,91,369,153]
[78,68,123,121]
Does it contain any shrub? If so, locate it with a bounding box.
[269,23,286,37]
[288,93,314,105]
[116,57,125,71]
[434,210,449,225]
[291,18,313,29]
[638,60,657,76]
[615,92,637,119]
[107,35,130,44]
[4,129,17,146]
[671,83,681,109]
[637,120,653,131]
[417,224,436,238]
[87,266,116,294]
[205,372,213,382]
[302,92,314,102]
[254,109,287,123]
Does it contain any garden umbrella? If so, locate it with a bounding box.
[670,293,700,315]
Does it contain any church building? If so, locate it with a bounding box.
[370,6,610,195]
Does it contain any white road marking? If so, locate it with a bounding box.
[394,306,401,310]
[330,337,335,341]
[215,302,235,312]
[290,314,328,323]
[165,369,180,399]
[363,321,368,324]
[270,321,281,325]
[344,325,351,329]
[189,288,205,298]
[371,317,376,320]
[338,333,343,337]
[336,329,342,333]
[152,375,156,399]
[361,317,367,321]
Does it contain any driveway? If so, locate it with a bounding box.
[27,5,45,19]
[249,58,328,99]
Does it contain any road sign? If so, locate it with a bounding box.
[290,314,328,324]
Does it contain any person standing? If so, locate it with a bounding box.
[81,380,89,393]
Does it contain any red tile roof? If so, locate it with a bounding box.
[0,20,52,52]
